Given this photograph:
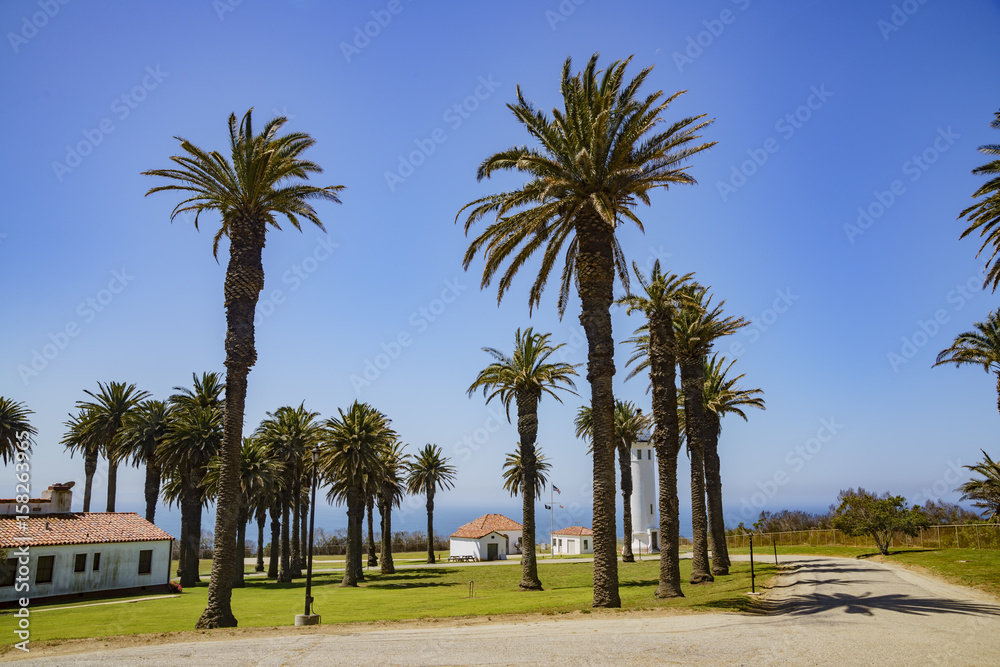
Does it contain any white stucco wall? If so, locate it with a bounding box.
[551,535,592,555]
[496,530,521,555]
[449,533,513,560]
[1,540,171,604]
[449,538,480,559]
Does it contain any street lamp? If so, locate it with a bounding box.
[295,444,322,626]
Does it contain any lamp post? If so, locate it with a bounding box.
[295,445,322,626]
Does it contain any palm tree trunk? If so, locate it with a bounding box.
[618,443,635,563]
[379,492,395,574]
[83,449,98,512]
[681,357,714,585]
[144,461,161,524]
[180,465,202,588]
[268,501,280,578]
[516,392,543,590]
[704,413,730,575]
[342,488,362,587]
[291,466,302,578]
[576,211,621,608]
[106,458,118,512]
[366,496,378,567]
[233,503,247,588]
[426,487,436,564]
[278,497,292,582]
[255,508,266,573]
[650,314,683,598]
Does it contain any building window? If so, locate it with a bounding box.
[0,558,16,587]
[583,540,589,550]
[650,504,654,515]
[138,550,153,575]
[36,555,55,584]
[74,554,87,573]
[93,553,101,571]
[647,449,652,459]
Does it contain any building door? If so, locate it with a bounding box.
[487,542,499,561]
[651,531,659,551]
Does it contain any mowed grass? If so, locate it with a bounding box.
[10,559,773,643]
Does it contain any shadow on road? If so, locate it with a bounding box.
[764,592,1000,618]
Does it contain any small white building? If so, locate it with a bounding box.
[631,430,660,554]
[551,526,593,555]
[449,514,523,561]
[0,484,174,606]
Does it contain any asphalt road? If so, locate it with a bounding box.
[9,555,1000,666]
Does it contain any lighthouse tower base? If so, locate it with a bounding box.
[631,528,659,555]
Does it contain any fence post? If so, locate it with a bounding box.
[956,525,960,549]
[976,524,981,550]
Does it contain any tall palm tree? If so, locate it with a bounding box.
[958,109,1000,290]
[144,109,344,629]
[701,354,764,575]
[204,437,282,587]
[457,54,714,607]
[501,447,552,499]
[468,327,577,590]
[575,401,651,563]
[673,285,746,584]
[618,259,692,597]
[63,382,150,512]
[957,449,1000,522]
[934,309,1000,416]
[0,398,36,465]
[377,441,409,575]
[405,444,457,565]
[255,404,323,582]
[320,402,395,587]
[117,399,173,523]
[62,408,99,512]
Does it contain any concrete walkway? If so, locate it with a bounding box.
[8,555,1000,665]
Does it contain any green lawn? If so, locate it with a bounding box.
[7,559,773,644]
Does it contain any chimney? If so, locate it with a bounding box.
[41,482,75,513]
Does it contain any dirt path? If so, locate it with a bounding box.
[6,555,1000,665]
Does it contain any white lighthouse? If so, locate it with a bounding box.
[630,426,659,553]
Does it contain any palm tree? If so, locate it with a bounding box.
[673,285,746,584]
[254,404,323,582]
[701,354,764,575]
[958,109,1000,290]
[320,402,395,586]
[62,382,150,512]
[934,310,1000,416]
[117,399,173,523]
[144,109,344,629]
[957,449,1000,522]
[0,398,36,465]
[467,327,577,590]
[62,408,99,512]
[405,444,457,565]
[457,54,714,607]
[204,437,282,587]
[618,259,692,597]
[501,447,552,499]
[575,401,651,563]
[377,441,409,575]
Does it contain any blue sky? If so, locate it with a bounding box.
[2,0,999,540]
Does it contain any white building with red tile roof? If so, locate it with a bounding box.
[0,484,174,606]
[449,514,522,561]
[550,526,593,555]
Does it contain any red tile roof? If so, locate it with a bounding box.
[0,513,175,548]
[552,526,593,536]
[450,514,522,539]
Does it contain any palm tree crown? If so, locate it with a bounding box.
[0,398,36,465]
[405,443,457,500]
[958,109,1000,290]
[934,309,1000,415]
[957,449,1000,522]
[501,448,552,500]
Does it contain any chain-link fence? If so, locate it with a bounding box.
[726,523,1000,550]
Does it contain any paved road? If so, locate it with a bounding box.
[9,556,1000,665]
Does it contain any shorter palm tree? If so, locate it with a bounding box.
[378,441,409,575]
[501,448,552,499]
[406,444,456,564]
[0,398,36,464]
[957,450,1000,522]
[934,310,1000,416]
[117,399,173,523]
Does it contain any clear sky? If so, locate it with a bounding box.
[2,0,999,540]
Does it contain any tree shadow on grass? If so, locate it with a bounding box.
[363,581,457,590]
